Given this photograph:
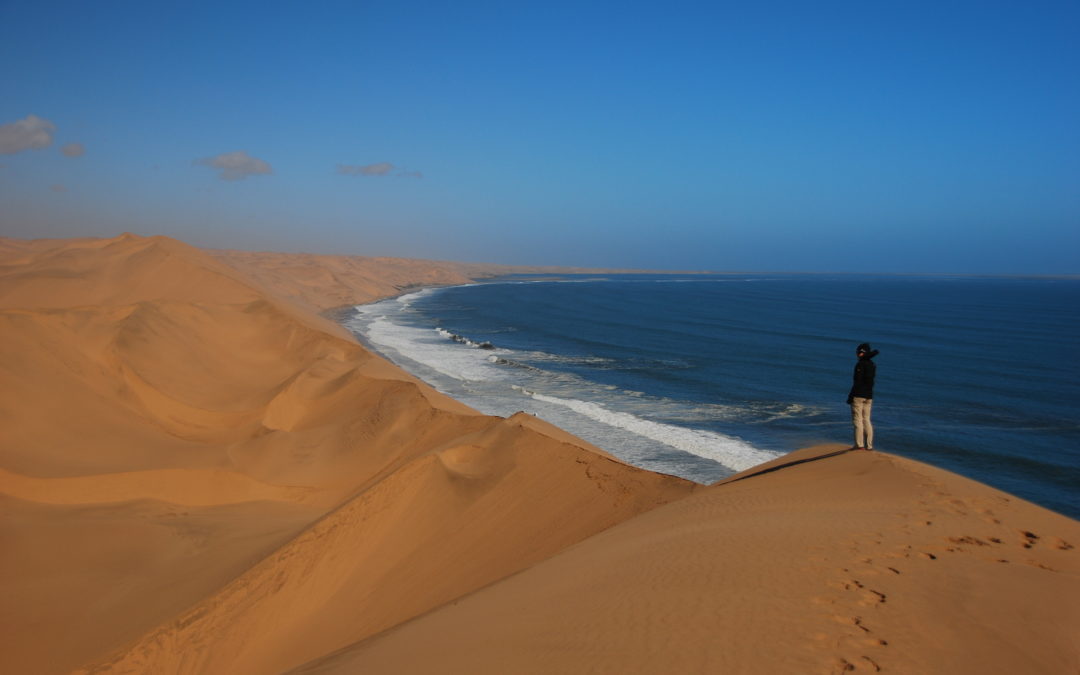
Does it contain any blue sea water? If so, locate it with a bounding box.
[344,274,1080,518]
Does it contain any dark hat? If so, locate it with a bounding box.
[857,343,872,354]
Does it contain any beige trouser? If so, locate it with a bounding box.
[851,397,873,449]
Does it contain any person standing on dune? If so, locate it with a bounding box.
[847,342,879,450]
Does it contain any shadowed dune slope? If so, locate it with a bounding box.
[0,234,694,675]
[291,445,1080,675]
[1,496,322,675]
[76,415,690,675]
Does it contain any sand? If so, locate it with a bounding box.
[1,234,1077,674]
[207,247,644,313]
[293,446,1080,674]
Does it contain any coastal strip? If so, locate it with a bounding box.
[1,234,1076,675]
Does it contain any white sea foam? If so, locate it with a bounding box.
[754,403,821,422]
[385,287,441,309]
[364,317,508,383]
[520,351,618,366]
[346,293,785,478]
[516,387,780,473]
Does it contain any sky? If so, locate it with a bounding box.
[1,0,1077,273]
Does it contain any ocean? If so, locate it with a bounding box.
[343,274,1080,518]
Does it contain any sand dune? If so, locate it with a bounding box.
[0,467,315,506]
[209,247,650,313]
[1,496,321,675]
[209,248,477,312]
[75,415,691,675]
[291,445,1080,674]
[0,234,692,674]
[2,234,1077,674]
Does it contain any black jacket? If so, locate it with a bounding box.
[847,351,878,402]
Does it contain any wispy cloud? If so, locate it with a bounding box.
[50,184,67,192]
[195,150,273,181]
[338,162,394,176]
[61,142,85,158]
[0,115,56,155]
[337,162,423,178]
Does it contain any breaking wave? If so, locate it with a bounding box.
[344,289,791,478]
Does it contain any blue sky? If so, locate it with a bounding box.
[1,0,1077,272]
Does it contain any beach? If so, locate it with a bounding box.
[2,234,1077,674]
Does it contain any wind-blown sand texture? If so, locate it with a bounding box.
[1,234,1077,674]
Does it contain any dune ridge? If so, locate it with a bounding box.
[208,247,651,313]
[292,445,1080,674]
[2,234,1077,674]
[0,234,693,674]
[74,414,690,675]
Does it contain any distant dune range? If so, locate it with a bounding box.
[0,234,1076,674]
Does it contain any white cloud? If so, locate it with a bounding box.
[61,142,85,158]
[196,150,273,181]
[0,115,56,155]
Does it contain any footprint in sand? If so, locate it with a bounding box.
[979,508,1002,524]
[858,589,886,606]
[827,617,887,673]
[1019,530,1040,549]
[832,615,872,633]
[948,535,990,547]
[1026,560,1057,571]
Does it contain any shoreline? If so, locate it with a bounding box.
[2,234,1077,674]
[337,281,785,482]
[334,274,1079,517]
